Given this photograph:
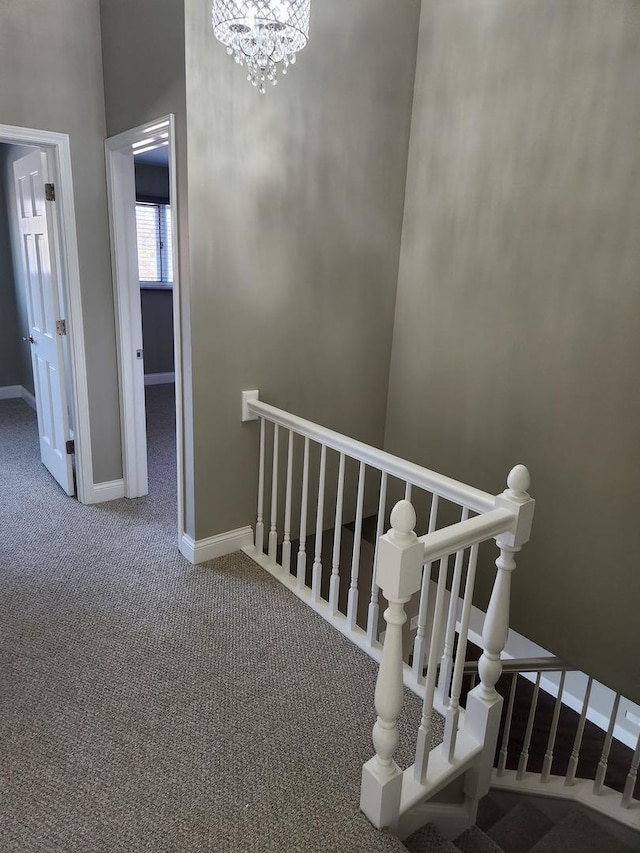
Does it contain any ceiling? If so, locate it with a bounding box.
[134,145,169,167]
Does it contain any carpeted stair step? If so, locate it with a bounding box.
[454,824,505,853]
[476,796,507,833]
[403,822,462,853]
[527,808,637,853]
[487,801,554,853]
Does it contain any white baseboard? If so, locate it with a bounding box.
[0,385,22,400]
[457,594,640,749]
[144,372,175,386]
[179,526,254,564]
[0,385,37,410]
[85,479,125,504]
[20,386,36,410]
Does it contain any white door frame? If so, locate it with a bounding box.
[105,115,185,542]
[0,123,93,504]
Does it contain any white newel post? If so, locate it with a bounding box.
[360,501,424,830]
[464,466,535,805]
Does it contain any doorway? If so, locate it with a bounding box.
[0,124,91,502]
[105,115,185,543]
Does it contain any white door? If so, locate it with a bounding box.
[13,150,75,496]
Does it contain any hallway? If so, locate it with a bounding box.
[0,394,431,852]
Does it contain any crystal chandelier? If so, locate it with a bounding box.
[212,0,311,93]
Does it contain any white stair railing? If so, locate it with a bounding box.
[489,664,640,831]
[240,392,539,839]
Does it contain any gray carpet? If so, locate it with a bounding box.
[0,389,441,853]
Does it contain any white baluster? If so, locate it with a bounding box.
[347,461,366,631]
[367,471,387,646]
[281,429,294,574]
[329,453,346,615]
[622,732,640,808]
[361,501,424,830]
[594,692,621,794]
[411,494,439,681]
[404,482,412,502]
[463,465,533,805]
[255,418,266,553]
[311,444,327,602]
[497,673,518,776]
[542,671,567,782]
[477,543,518,702]
[414,555,449,784]
[437,506,470,706]
[565,677,593,786]
[296,437,310,588]
[517,672,541,780]
[444,542,479,762]
[268,424,279,563]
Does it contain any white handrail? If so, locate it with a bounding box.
[418,508,515,562]
[247,398,496,513]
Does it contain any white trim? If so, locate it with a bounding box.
[0,385,22,400]
[85,479,125,503]
[0,385,44,412]
[20,386,36,410]
[180,527,254,564]
[105,144,148,497]
[105,115,185,544]
[0,123,92,504]
[144,372,175,386]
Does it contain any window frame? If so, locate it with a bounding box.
[135,199,174,290]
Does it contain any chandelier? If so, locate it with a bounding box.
[212,0,311,93]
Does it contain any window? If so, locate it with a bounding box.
[135,202,173,286]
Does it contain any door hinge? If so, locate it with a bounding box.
[45,183,56,202]
[56,319,67,335]
[65,439,75,455]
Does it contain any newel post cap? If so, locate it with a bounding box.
[495,464,535,548]
[375,501,424,600]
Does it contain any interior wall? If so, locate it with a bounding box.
[100,0,191,526]
[385,0,640,703]
[185,0,421,540]
[0,0,121,484]
[134,162,175,376]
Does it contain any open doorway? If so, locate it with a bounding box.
[0,123,92,502]
[105,115,184,544]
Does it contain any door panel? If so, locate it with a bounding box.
[13,150,74,496]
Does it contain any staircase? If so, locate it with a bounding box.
[404,797,638,853]
[241,392,640,848]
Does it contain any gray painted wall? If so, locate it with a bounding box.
[0,0,121,483]
[134,162,174,376]
[385,0,640,703]
[0,144,37,395]
[184,0,420,539]
[100,0,191,526]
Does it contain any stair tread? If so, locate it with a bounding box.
[403,822,461,853]
[527,808,638,853]
[487,801,554,853]
[455,824,505,853]
[476,796,507,833]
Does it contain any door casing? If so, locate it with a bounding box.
[105,115,185,544]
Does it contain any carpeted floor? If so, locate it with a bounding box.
[0,388,440,853]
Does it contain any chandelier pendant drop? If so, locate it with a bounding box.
[212,0,311,93]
